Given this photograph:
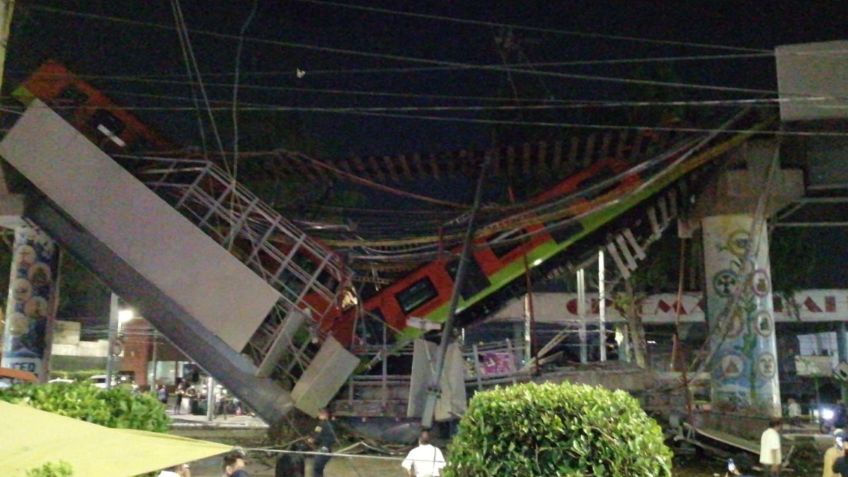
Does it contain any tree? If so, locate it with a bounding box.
[0,382,169,432]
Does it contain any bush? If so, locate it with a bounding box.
[0,382,169,432]
[444,382,672,477]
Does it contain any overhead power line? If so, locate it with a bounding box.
[52,91,841,112]
[292,0,771,54]
[7,51,777,82]
[24,4,777,95]
[338,111,848,138]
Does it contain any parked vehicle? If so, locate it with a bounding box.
[0,367,37,388]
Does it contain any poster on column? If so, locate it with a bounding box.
[1,226,59,378]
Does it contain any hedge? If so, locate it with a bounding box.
[444,381,672,477]
[0,382,169,432]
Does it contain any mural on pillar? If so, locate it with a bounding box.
[703,215,780,416]
[1,225,59,378]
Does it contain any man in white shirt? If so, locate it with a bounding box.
[786,399,802,425]
[759,418,782,476]
[401,430,446,477]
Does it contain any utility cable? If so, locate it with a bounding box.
[292,0,770,53]
[169,0,209,160]
[171,0,229,171]
[231,0,259,180]
[227,0,260,249]
[39,86,831,112]
[24,5,781,96]
[345,110,848,137]
[5,51,780,81]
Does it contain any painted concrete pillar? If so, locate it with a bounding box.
[837,322,848,402]
[1,224,60,380]
[702,215,781,416]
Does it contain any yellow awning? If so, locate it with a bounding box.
[0,401,233,476]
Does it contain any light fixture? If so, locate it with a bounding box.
[118,308,135,324]
[532,258,543,267]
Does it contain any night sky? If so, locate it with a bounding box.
[6,0,848,156]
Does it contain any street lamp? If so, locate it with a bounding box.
[118,308,135,332]
[107,295,135,389]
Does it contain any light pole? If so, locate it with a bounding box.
[106,293,134,390]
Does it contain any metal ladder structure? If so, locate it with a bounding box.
[129,155,351,385]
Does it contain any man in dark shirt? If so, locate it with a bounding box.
[308,408,336,477]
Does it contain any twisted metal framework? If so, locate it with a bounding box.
[118,153,350,385]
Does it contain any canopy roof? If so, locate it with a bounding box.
[0,401,232,477]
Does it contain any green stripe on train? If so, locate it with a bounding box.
[420,121,770,325]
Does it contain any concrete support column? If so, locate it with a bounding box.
[1,224,60,380]
[512,321,525,368]
[837,322,848,402]
[702,215,781,416]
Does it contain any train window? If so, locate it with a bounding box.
[444,256,490,301]
[395,277,438,314]
[485,229,525,259]
[88,109,127,147]
[545,220,585,244]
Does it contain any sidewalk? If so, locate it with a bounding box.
[168,409,269,429]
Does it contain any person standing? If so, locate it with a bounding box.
[401,430,446,477]
[157,464,190,477]
[308,408,337,477]
[157,384,168,405]
[174,382,185,414]
[786,398,802,425]
[759,418,783,477]
[185,385,198,415]
[223,452,249,477]
[824,431,845,477]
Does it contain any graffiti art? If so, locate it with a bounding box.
[713,269,739,298]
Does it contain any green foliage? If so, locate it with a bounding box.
[0,382,169,432]
[26,461,73,477]
[444,382,672,477]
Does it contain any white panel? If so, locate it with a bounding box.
[434,343,467,422]
[407,339,436,418]
[647,207,660,237]
[615,234,638,270]
[0,102,280,350]
[291,337,358,416]
[605,242,630,279]
[776,41,848,121]
[622,228,646,260]
[658,196,669,227]
[490,290,848,324]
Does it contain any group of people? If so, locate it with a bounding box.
[757,416,848,477]
[156,406,447,477]
[282,407,446,477]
